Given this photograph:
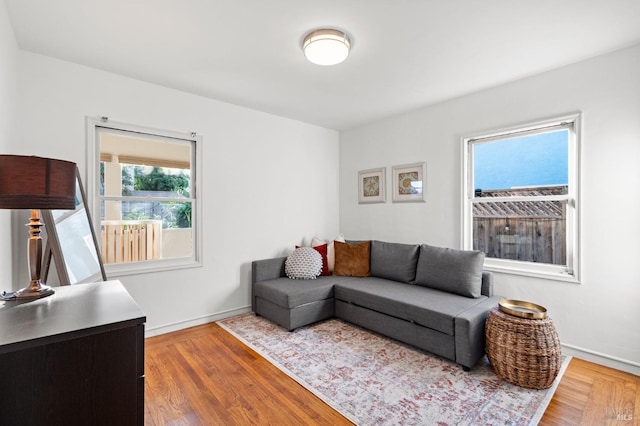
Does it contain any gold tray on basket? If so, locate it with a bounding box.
[498,299,547,319]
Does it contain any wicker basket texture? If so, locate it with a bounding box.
[485,307,561,389]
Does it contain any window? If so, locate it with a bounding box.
[87,118,201,276]
[462,114,580,282]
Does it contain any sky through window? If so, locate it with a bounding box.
[473,130,568,191]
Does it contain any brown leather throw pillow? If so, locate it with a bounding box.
[333,240,371,277]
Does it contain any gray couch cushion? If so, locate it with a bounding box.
[370,240,420,284]
[415,244,485,298]
[334,277,488,335]
[254,277,336,309]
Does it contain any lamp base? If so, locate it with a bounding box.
[0,282,55,301]
[15,284,55,300]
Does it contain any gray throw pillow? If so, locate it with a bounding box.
[370,240,420,284]
[414,244,485,298]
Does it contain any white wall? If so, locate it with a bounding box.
[340,44,640,374]
[0,0,19,286]
[13,51,340,334]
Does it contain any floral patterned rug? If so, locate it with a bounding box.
[217,313,569,425]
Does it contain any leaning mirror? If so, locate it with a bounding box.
[42,168,107,285]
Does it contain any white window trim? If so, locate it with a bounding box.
[461,113,581,283]
[86,117,203,277]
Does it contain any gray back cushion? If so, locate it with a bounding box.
[415,244,485,298]
[370,240,420,284]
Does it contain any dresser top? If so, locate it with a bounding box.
[0,280,146,353]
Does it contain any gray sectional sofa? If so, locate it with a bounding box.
[251,240,502,370]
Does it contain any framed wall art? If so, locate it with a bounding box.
[392,162,426,202]
[358,167,386,204]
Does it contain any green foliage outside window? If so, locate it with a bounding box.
[121,165,192,228]
[133,166,190,196]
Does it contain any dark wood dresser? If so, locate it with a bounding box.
[0,280,146,425]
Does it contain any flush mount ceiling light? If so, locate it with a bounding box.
[302,28,351,66]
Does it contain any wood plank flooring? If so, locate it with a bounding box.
[540,357,639,425]
[145,322,638,425]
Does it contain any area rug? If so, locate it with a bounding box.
[217,314,569,426]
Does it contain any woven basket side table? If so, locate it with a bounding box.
[485,307,561,389]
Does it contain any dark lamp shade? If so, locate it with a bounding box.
[0,155,77,210]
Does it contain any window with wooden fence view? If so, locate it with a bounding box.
[473,187,566,265]
[98,128,195,265]
[464,115,579,279]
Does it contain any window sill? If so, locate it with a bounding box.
[104,258,202,278]
[483,259,581,284]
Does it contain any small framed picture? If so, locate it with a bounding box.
[392,162,426,202]
[358,167,386,204]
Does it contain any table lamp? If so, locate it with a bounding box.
[0,155,76,300]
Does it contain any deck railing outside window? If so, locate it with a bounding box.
[101,220,162,264]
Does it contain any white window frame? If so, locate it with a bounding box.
[462,113,581,283]
[86,117,203,277]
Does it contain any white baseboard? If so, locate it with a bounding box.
[561,343,640,376]
[145,305,251,338]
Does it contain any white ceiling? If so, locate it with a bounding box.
[6,0,640,130]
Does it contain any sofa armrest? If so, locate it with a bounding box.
[454,295,502,369]
[481,271,494,297]
[251,257,287,311]
[252,257,287,283]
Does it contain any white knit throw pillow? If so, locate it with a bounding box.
[285,247,322,279]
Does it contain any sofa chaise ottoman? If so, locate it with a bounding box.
[251,240,501,370]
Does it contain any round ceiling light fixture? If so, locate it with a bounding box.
[302,28,351,66]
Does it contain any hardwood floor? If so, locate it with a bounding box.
[145,322,638,425]
[539,358,639,425]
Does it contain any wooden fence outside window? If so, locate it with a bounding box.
[100,220,162,264]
